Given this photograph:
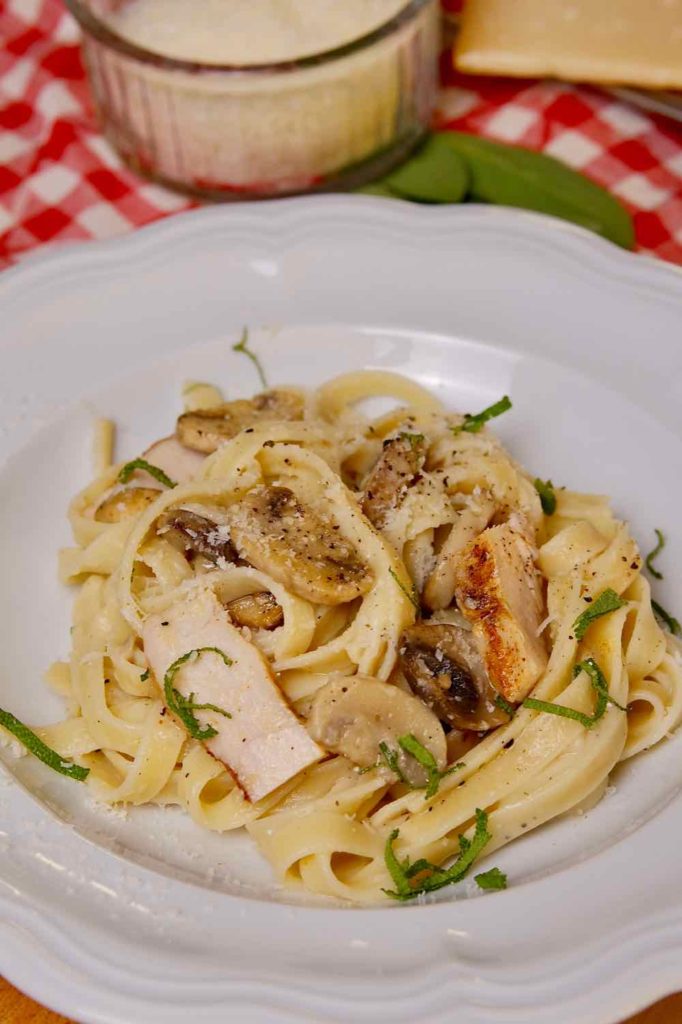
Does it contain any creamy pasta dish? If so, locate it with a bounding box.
[4,362,681,904]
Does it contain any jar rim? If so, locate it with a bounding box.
[64,0,434,75]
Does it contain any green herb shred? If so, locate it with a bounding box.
[652,599,682,637]
[493,693,516,718]
[451,396,512,436]
[388,568,420,610]
[522,657,626,729]
[474,867,508,891]
[572,588,627,641]
[398,431,425,448]
[645,528,666,580]
[140,668,150,682]
[383,808,492,900]
[118,459,176,488]
[0,707,89,781]
[164,647,233,740]
[232,327,268,389]
[379,735,463,799]
[534,478,557,515]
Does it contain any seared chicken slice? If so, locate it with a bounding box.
[143,588,322,801]
[157,508,236,565]
[308,675,446,787]
[454,523,548,704]
[399,622,508,731]
[227,486,373,606]
[95,487,160,523]
[361,433,425,530]
[176,389,304,454]
[423,493,497,611]
[226,592,284,630]
[135,436,206,486]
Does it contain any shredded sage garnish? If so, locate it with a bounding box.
[475,867,508,891]
[451,396,512,436]
[572,588,627,641]
[379,736,463,798]
[533,478,556,515]
[232,327,268,389]
[383,808,492,900]
[164,647,233,740]
[140,668,150,682]
[493,693,516,718]
[0,707,89,781]
[118,458,176,488]
[652,599,682,637]
[522,657,626,729]
[398,431,425,448]
[645,529,666,580]
[388,567,419,610]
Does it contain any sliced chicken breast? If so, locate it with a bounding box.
[143,588,322,801]
[138,436,206,486]
[454,523,548,704]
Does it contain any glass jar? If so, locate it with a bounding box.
[65,0,440,200]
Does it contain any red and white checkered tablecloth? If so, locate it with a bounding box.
[2,0,682,268]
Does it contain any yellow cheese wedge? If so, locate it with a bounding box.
[456,0,682,89]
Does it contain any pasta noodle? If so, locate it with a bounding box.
[22,369,682,903]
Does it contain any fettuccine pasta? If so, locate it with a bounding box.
[13,368,682,903]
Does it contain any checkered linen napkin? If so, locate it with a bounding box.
[2,0,682,268]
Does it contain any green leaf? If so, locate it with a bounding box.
[493,693,516,718]
[383,135,469,204]
[572,588,627,641]
[451,396,512,435]
[383,808,492,900]
[652,599,681,637]
[232,327,268,389]
[118,459,176,488]
[164,647,233,740]
[356,182,399,197]
[475,867,508,891]
[523,656,626,729]
[645,528,666,580]
[0,707,89,781]
[438,132,635,249]
[388,567,420,610]
[534,478,557,515]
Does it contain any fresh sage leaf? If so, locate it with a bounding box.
[439,132,634,249]
[384,135,469,204]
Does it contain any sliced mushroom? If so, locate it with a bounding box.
[307,675,446,786]
[423,493,497,611]
[226,486,373,606]
[361,433,425,530]
[143,587,323,802]
[139,436,206,485]
[399,622,508,732]
[95,487,160,523]
[176,389,304,454]
[157,509,236,565]
[226,592,283,630]
[454,522,548,703]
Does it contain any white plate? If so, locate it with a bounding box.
[1,198,682,1024]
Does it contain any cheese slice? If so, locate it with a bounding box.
[456,0,682,89]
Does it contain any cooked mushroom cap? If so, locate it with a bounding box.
[454,523,548,703]
[226,591,283,630]
[307,675,446,785]
[95,487,160,523]
[140,436,206,485]
[399,622,508,732]
[226,486,373,606]
[176,389,304,453]
[361,433,425,530]
[157,508,236,565]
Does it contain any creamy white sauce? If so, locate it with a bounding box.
[113,0,407,64]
